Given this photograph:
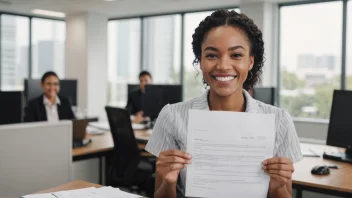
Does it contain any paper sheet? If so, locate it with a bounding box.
[22,187,142,198]
[88,122,110,131]
[53,187,99,198]
[22,194,56,198]
[185,109,275,198]
[96,187,142,198]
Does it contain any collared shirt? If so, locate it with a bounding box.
[43,96,61,122]
[145,89,303,198]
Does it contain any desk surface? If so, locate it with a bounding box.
[293,143,352,193]
[72,129,152,158]
[36,180,103,193]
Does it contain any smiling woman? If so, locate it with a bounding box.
[145,9,302,198]
[191,11,264,92]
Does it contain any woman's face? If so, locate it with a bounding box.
[41,75,60,98]
[200,25,254,97]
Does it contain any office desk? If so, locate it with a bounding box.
[72,130,152,160]
[35,180,102,193]
[72,130,152,184]
[293,143,352,197]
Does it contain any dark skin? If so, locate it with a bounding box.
[154,26,294,198]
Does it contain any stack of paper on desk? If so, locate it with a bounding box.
[186,109,276,198]
[22,187,142,198]
[88,121,110,131]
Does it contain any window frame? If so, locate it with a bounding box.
[0,11,64,90]
[277,0,349,121]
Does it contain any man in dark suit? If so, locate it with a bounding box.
[24,71,75,122]
[126,71,152,123]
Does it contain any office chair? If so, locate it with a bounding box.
[105,106,155,196]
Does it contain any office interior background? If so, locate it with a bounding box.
[0,0,351,197]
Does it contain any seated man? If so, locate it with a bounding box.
[126,71,152,123]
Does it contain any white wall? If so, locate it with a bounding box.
[65,13,108,121]
[86,13,108,121]
[65,14,88,110]
[238,2,279,87]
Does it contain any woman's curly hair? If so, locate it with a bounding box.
[192,9,265,90]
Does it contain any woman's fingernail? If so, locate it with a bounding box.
[262,166,266,170]
[262,161,267,165]
[187,160,192,164]
[188,154,192,159]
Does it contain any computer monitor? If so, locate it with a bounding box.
[24,79,42,103]
[0,91,23,124]
[253,87,275,105]
[143,85,182,120]
[59,80,78,106]
[127,84,140,96]
[324,90,352,162]
[24,79,78,106]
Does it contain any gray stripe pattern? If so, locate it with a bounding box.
[145,89,303,198]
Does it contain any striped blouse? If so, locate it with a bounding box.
[145,89,303,198]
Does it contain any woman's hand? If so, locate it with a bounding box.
[157,149,192,185]
[262,157,294,192]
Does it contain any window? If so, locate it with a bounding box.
[183,11,214,100]
[108,18,141,106]
[347,1,352,89]
[183,8,240,100]
[143,15,181,84]
[107,8,240,103]
[279,2,343,119]
[31,18,65,79]
[1,15,29,91]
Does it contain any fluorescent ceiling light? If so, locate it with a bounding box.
[32,9,66,18]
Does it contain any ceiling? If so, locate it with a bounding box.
[0,0,308,19]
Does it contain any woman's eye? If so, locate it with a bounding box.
[205,54,217,59]
[232,53,242,58]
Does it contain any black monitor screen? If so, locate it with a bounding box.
[127,84,140,96]
[327,90,352,148]
[24,79,77,106]
[24,79,42,103]
[143,85,182,119]
[253,87,275,105]
[0,91,23,124]
[59,80,78,106]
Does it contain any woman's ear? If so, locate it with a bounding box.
[249,56,254,70]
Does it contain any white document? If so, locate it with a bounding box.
[96,186,142,198]
[22,187,142,198]
[88,121,110,131]
[53,187,100,198]
[86,125,106,135]
[22,194,56,198]
[185,109,275,198]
